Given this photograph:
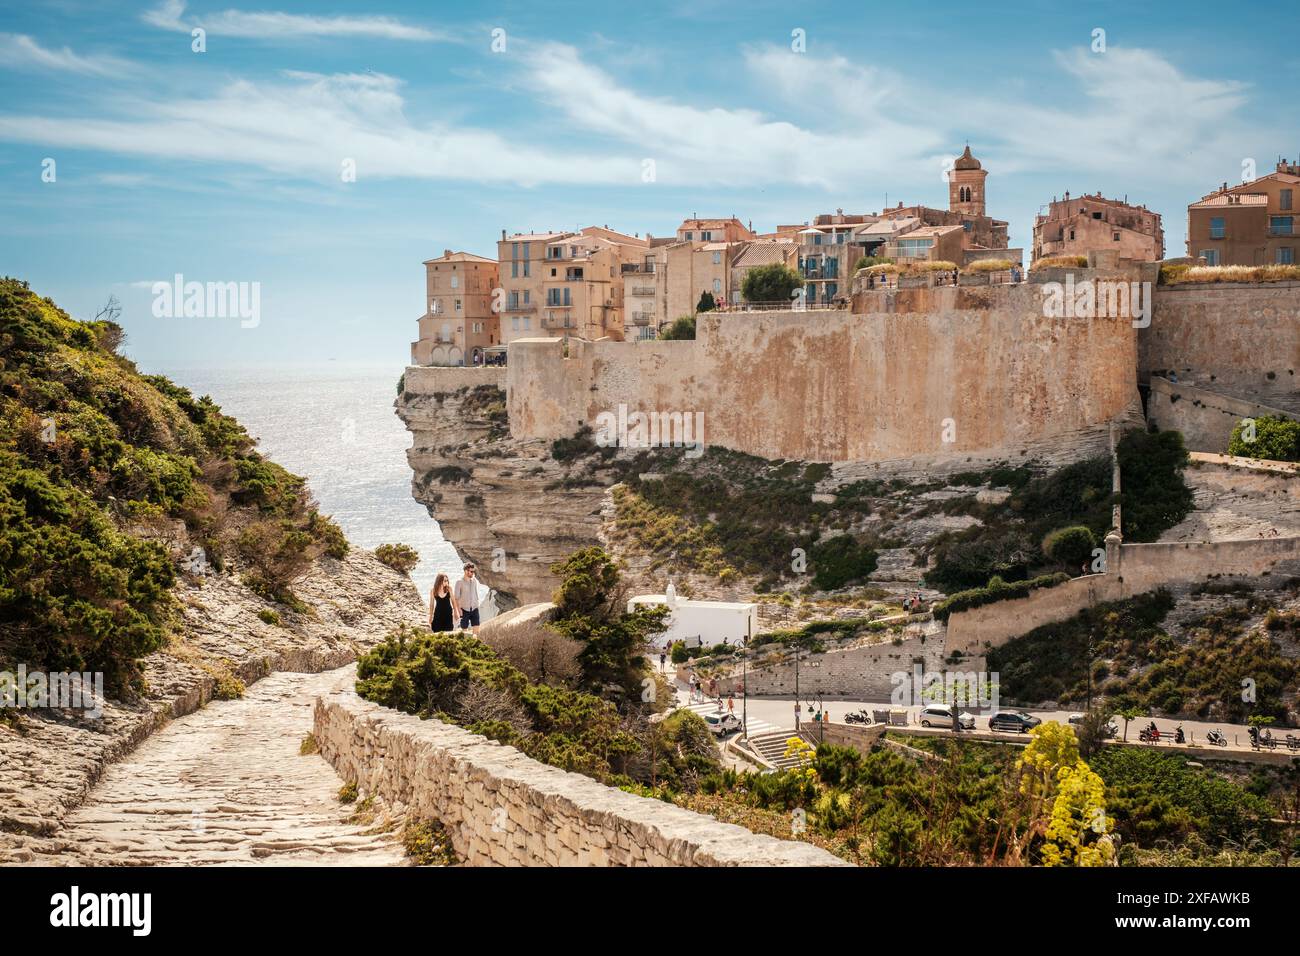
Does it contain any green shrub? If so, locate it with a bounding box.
[932,573,1070,622]
[375,542,420,575]
[741,263,803,303]
[402,819,458,866]
[1116,428,1193,541]
[257,608,281,626]
[1228,415,1300,462]
[810,535,878,591]
[658,314,696,340]
[1043,525,1096,567]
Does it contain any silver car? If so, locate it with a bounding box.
[919,705,975,729]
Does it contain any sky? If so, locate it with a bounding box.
[0,0,1294,369]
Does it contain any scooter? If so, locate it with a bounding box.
[1174,725,1186,744]
[844,709,872,725]
[1206,728,1228,747]
[1139,726,1161,744]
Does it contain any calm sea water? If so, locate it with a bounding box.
[153,364,461,607]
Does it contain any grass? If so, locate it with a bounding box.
[1160,263,1300,285]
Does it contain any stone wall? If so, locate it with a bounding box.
[941,536,1300,655]
[1145,377,1294,454]
[944,575,1122,656]
[403,364,505,393]
[506,285,1139,465]
[312,692,846,867]
[1140,283,1300,412]
[722,622,948,700]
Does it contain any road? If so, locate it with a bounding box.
[659,672,1296,757]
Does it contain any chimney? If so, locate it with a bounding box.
[444,248,452,258]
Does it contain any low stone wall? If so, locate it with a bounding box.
[1145,377,1293,454]
[402,364,505,396]
[944,575,1120,656]
[942,536,1300,655]
[312,692,846,867]
[711,622,947,699]
[1117,536,1300,595]
[819,721,888,752]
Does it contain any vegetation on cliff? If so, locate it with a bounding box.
[1228,415,1300,463]
[0,278,347,695]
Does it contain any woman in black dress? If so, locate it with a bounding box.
[429,572,457,632]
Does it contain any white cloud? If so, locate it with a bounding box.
[0,33,131,77]
[143,0,441,42]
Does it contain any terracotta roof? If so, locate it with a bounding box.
[1189,193,1269,208]
[732,243,793,268]
[422,251,498,265]
[953,145,981,171]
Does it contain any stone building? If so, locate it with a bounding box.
[1187,159,1299,266]
[496,230,574,348]
[1032,192,1164,264]
[410,250,499,367]
[539,227,647,341]
[875,145,1021,266]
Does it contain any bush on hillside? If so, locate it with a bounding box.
[375,542,420,575]
[1228,415,1300,462]
[1043,525,1097,568]
[931,573,1070,622]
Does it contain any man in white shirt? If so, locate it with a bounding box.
[453,563,481,631]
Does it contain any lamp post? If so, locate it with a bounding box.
[742,612,750,740]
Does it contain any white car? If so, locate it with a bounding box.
[703,712,743,736]
[919,705,975,729]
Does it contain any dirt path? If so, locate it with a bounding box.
[39,667,407,867]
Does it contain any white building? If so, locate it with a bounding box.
[628,582,758,649]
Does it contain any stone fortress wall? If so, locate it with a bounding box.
[312,692,845,866]
[506,280,1141,467]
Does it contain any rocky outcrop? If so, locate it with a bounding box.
[0,548,424,857]
[313,689,847,867]
[396,367,609,607]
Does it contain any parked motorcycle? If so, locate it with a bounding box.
[844,709,872,725]
[1139,726,1161,744]
[1206,728,1228,747]
[1174,725,1186,744]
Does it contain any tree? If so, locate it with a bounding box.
[549,547,668,699]
[1116,428,1194,541]
[1043,525,1096,568]
[741,263,803,304]
[1116,705,1144,741]
[658,314,695,340]
[1228,415,1300,463]
[696,290,717,313]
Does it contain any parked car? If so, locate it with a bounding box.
[703,712,742,737]
[919,705,975,730]
[989,711,1042,733]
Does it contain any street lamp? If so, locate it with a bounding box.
[742,613,750,740]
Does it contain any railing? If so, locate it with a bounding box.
[629,286,656,297]
[621,263,656,274]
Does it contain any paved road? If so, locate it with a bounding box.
[667,675,1295,757]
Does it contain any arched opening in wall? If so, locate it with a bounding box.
[471,346,484,366]
[431,345,448,366]
[448,346,464,367]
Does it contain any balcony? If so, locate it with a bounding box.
[629,286,656,297]
[630,311,655,326]
[621,262,656,274]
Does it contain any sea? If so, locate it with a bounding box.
[151,363,464,610]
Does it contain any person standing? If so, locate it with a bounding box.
[727,693,735,715]
[429,573,457,633]
[453,562,481,631]
[794,700,801,730]
[658,650,667,673]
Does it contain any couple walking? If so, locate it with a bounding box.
[429,562,481,632]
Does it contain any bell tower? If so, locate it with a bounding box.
[948,145,987,217]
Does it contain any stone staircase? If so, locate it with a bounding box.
[744,730,808,770]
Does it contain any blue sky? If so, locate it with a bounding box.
[0,0,1293,369]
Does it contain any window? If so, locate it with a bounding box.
[1069,229,1075,240]
[712,278,721,294]
[683,231,693,240]
[455,299,462,311]
[712,251,721,264]
[523,260,530,277]
[1113,232,1121,241]
[1278,247,1295,265]
[1282,189,1293,211]
[511,242,519,260]
[1092,212,1102,220]
[1210,216,1225,239]
[701,231,712,241]
[512,317,519,331]
[547,288,561,306]
[523,318,530,330]
[450,275,459,289]
[523,290,530,305]
[1200,249,1219,265]
[1270,216,1294,236]
[511,261,519,278]
[508,291,519,310]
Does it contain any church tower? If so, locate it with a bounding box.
[948,145,987,217]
